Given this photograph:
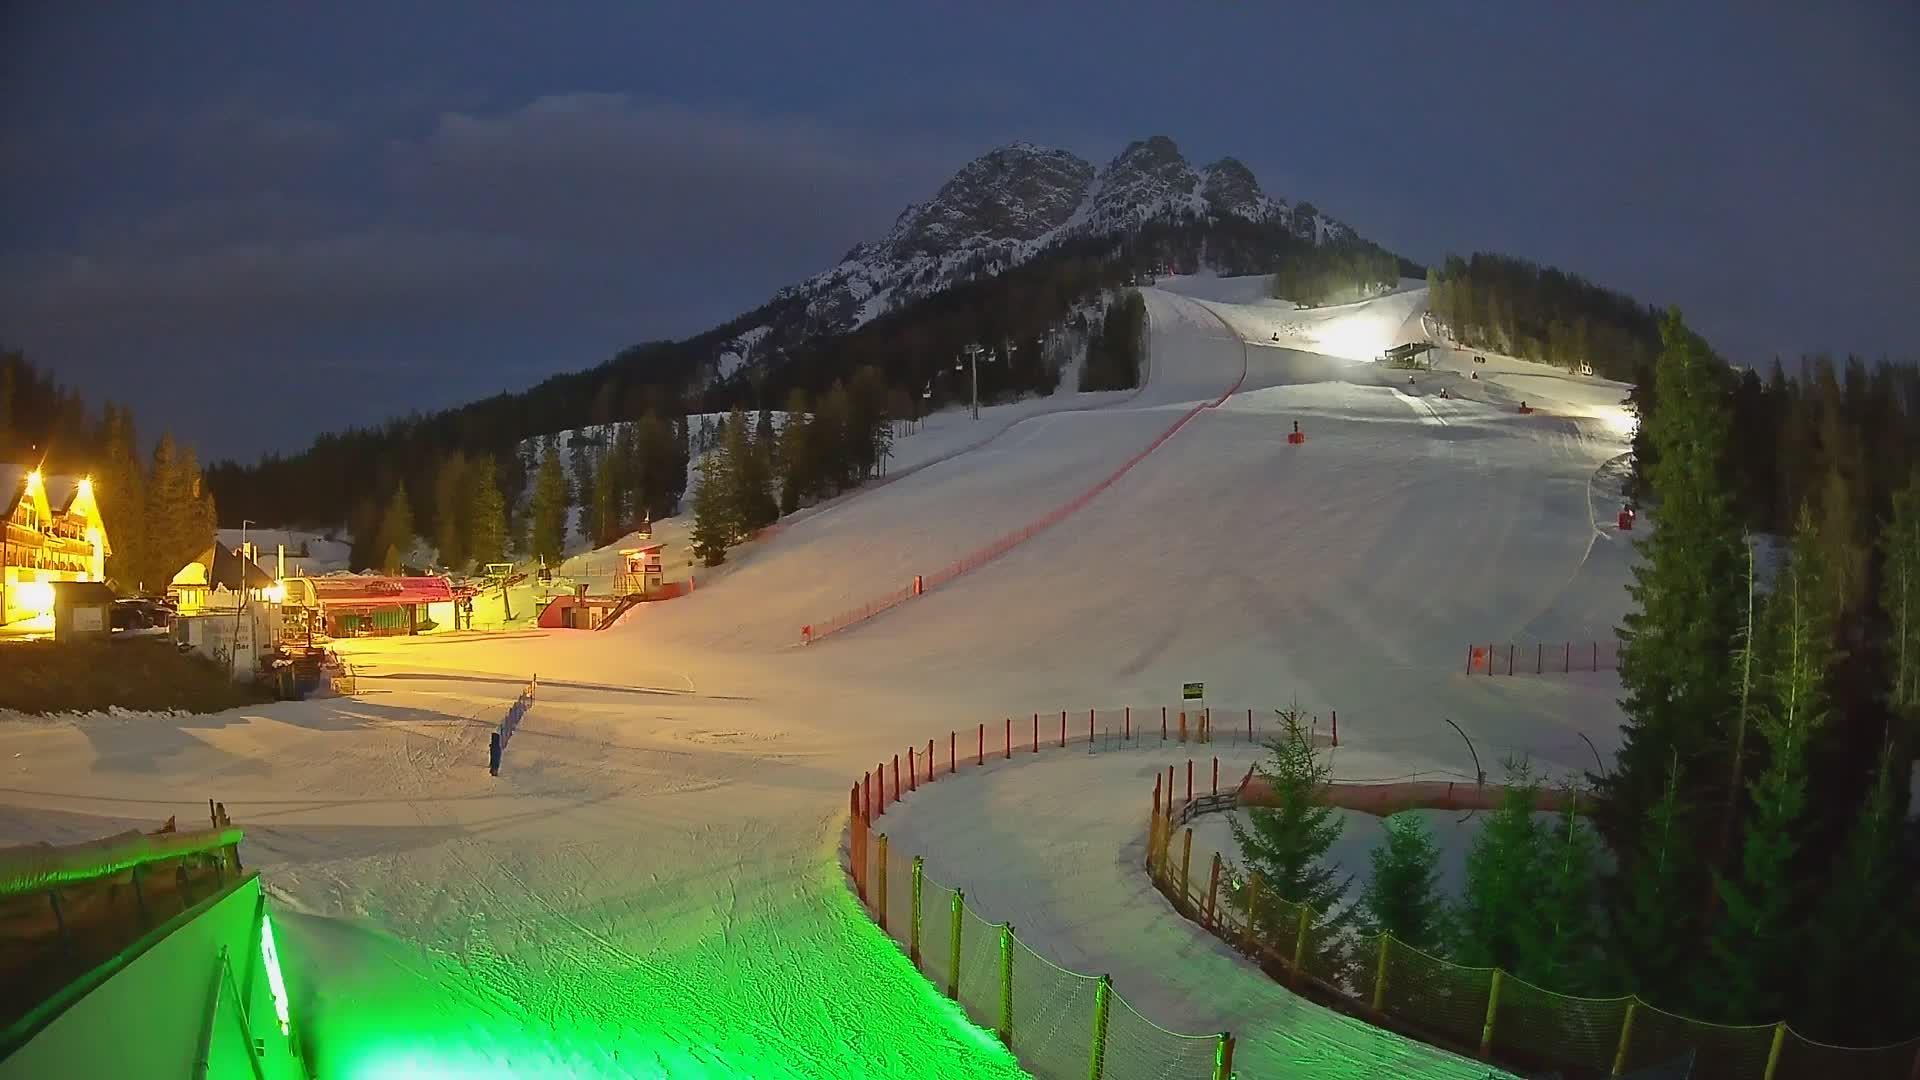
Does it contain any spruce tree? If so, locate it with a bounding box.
[1228,709,1350,923]
[722,406,776,537]
[591,443,621,546]
[1454,758,1546,971]
[1802,747,1913,1042]
[1600,310,1745,856]
[778,390,813,514]
[689,451,731,567]
[96,404,148,593]
[527,441,569,565]
[374,482,415,572]
[432,452,470,570]
[1606,753,1696,1005]
[1361,812,1446,952]
[466,456,508,568]
[571,439,597,545]
[1516,797,1604,994]
[1704,505,1831,1021]
[1882,472,1920,810]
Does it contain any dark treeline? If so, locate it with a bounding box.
[1597,314,1920,1042]
[1269,246,1403,307]
[1428,253,1661,382]
[1,351,219,595]
[1080,291,1146,392]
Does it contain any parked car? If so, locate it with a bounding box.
[111,598,173,636]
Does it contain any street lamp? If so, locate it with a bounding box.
[964,343,984,420]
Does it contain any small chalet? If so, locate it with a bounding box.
[169,544,277,614]
[2,467,109,629]
[284,574,454,639]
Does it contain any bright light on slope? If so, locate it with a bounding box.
[261,912,292,1036]
[1307,306,1402,361]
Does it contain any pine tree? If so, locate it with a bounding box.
[466,455,508,568]
[1606,753,1696,1005]
[612,421,642,529]
[1704,505,1831,1021]
[591,442,621,546]
[432,452,470,570]
[1599,310,1746,857]
[689,451,732,567]
[815,383,853,493]
[571,438,597,545]
[1361,812,1446,951]
[374,482,415,572]
[778,389,813,514]
[1229,709,1349,917]
[723,406,776,537]
[96,404,149,593]
[1454,758,1547,971]
[1516,797,1604,994]
[1802,747,1913,1042]
[527,441,569,565]
[1882,472,1920,807]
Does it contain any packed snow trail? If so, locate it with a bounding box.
[0,278,1634,1078]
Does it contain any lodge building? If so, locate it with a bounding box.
[1,467,109,628]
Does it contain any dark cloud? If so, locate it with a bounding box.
[1,2,1915,460]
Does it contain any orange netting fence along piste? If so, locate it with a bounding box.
[1467,639,1619,675]
[803,352,1248,647]
[845,718,1237,1080]
[1144,776,1920,1080]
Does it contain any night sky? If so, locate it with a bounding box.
[4,3,1915,461]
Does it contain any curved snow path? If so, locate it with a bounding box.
[874,748,1518,1078]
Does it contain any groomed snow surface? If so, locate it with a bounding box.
[0,279,1636,1078]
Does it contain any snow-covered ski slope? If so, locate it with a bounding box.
[0,279,1635,1079]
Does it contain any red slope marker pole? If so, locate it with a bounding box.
[950,731,956,774]
[977,724,984,766]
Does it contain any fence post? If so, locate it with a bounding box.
[1180,828,1193,904]
[1186,759,1193,804]
[1212,756,1219,795]
[978,723,984,765]
[1244,874,1263,953]
[1212,1033,1235,1080]
[1033,713,1039,752]
[998,924,1014,1046]
[864,770,874,821]
[1088,708,1094,746]
[910,857,924,966]
[950,732,956,774]
[1125,706,1131,740]
[1179,710,1188,742]
[1162,706,1167,740]
[1290,903,1310,987]
[892,755,900,802]
[1005,717,1012,760]
[1060,709,1067,748]
[876,834,890,931]
[1610,999,1637,1076]
[1203,706,1211,743]
[1165,766,1175,817]
[1152,773,1161,819]
[1086,975,1113,1080]
[1205,853,1222,927]
[908,748,917,792]
[1372,933,1391,1012]
[1479,969,1504,1059]
[488,733,501,776]
[1762,1022,1787,1080]
[876,762,884,810]
[927,739,934,783]
[948,890,964,1000]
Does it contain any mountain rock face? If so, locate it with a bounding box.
[714,135,1362,383]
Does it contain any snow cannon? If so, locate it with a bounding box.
[1287,420,1306,446]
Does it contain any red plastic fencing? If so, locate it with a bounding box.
[804,362,1248,646]
[1465,640,1619,675]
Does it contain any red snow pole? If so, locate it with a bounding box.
[863,772,872,821]
[1212,757,1219,795]
[1060,709,1067,748]
[1089,708,1095,747]
[892,755,900,803]
[1166,766,1176,817]
[1005,717,1012,760]
[1162,706,1168,741]
[977,723,984,765]
[875,763,884,809]
[927,739,935,783]
[1125,706,1131,740]
[908,747,917,791]
[1153,773,1162,818]
[1247,708,1254,743]
[1032,713,1039,753]
[1186,759,1194,805]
